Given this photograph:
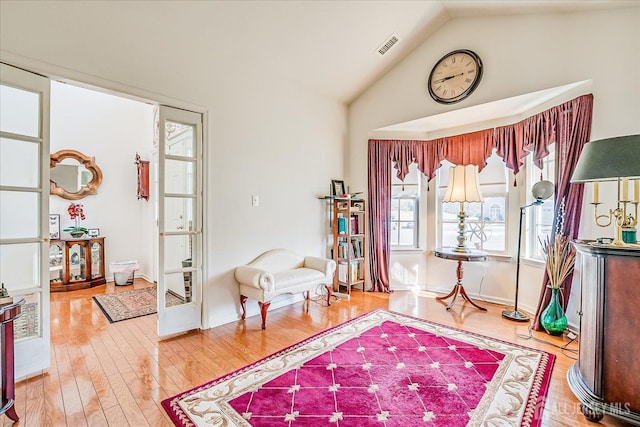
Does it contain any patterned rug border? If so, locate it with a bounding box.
[162,309,555,427]
[93,286,183,323]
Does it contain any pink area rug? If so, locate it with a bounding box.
[162,310,554,426]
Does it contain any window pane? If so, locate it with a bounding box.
[467,221,506,251]
[0,138,39,188]
[390,224,399,246]
[0,190,40,239]
[527,144,555,259]
[165,121,194,157]
[0,84,40,137]
[165,159,195,195]
[391,171,419,248]
[398,223,416,246]
[163,234,193,271]
[0,243,41,291]
[437,154,508,253]
[164,196,195,232]
[441,222,459,248]
[483,197,506,222]
[163,271,191,307]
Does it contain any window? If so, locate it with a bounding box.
[437,154,509,253]
[526,144,556,261]
[390,163,420,248]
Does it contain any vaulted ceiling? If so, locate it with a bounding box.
[0,1,635,104]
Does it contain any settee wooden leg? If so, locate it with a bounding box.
[326,285,333,306]
[240,295,247,320]
[305,290,310,300]
[258,301,270,330]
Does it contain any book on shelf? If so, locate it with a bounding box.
[338,260,360,283]
[337,241,350,258]
[351,238,362,258]
[350,216,358,234]
[338,216,347,234]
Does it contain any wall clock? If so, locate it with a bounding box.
[428,49,483,104]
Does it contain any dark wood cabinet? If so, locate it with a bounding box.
[568,241,640,425]
[49,237,106,292]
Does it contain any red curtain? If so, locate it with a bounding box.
[367,140,393,292]
[531,95,593,330]
[366,93,594,320]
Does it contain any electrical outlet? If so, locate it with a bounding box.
[252,195,259,207]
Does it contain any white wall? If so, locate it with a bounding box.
[0,2,346,328]
[49,82,155,280]
[348,7,640,323]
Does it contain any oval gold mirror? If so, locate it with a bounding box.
[50,149,103,200]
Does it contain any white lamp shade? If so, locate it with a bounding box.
[443,164,484,203]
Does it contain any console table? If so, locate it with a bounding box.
[434,247,487,311]
[567,242,640,425]
[1,298,24,422]
[49,237,106,292]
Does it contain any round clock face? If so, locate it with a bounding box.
[428,49,483,104]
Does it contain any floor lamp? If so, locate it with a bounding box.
[502,180,554,322]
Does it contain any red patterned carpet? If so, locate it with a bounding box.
[93,285,183,323]
[162,310,554,426]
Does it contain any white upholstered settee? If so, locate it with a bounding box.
[234,249,336,329]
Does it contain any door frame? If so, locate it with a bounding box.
[0,52,211,335]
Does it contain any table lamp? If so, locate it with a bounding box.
[571,134,640,246]
[443,164,484,252]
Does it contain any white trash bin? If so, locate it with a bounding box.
[109,260,140,286]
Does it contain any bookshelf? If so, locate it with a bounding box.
[332,197,366,297]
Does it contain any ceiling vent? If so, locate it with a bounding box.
[377,34,399,56]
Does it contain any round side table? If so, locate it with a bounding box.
[434,248,487,311]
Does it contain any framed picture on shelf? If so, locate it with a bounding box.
[49,214,60,239]
[88,228,100,237]
[331,179,346,196]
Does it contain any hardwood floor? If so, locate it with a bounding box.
[6,280,627,426]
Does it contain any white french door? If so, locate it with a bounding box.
[0,63,51,377]
[157,106,203,336]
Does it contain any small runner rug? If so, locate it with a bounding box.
[162,309,554,427]
[93,285,183,323]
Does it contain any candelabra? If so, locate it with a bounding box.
[571,134,640,246]
[591,178,638,245]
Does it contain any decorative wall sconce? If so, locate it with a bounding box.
[571,134,640,245]
[135,153,150,201]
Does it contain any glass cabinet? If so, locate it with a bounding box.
[49,240,64,285]
[50,237,106,292]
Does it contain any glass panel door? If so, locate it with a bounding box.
[91,241,102,278]
[68,242,86,282]
[157,106,202,336]
[0,63,51,378]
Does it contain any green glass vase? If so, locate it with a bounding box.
[540,287,568,336]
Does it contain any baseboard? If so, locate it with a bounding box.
[333,291,350,300]
[399,284,580,335]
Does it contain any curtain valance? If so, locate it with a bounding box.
[369,94,590,181]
